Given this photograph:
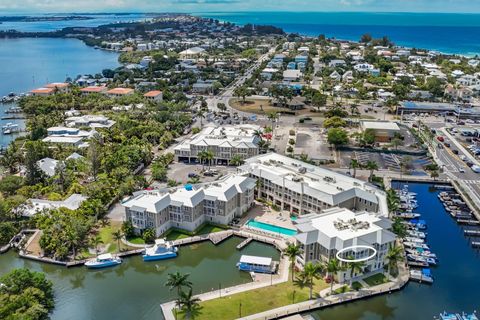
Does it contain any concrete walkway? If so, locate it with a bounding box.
[160,230,289,320]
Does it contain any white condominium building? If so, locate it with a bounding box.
[294,207,396,282]
[123,175,256,236]
[239,153,388,217]
[174,124,261,164]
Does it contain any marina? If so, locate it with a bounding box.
[306,182,480,319]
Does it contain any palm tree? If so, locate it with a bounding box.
[326,258,344,294]
[253,129,263,140]
[196,109,205,127]
[385,245,404,277]
[349,159,360,178]
[112,230,124,253]
[365,160,379,182]
[229,155,244,166]
[283,243,303,282]
[165,272,193,296]
[205,150,214,169]
[197,150,207,170]
[386,188,400,213]
[176,289,202,320]
[346,256,365,287]
[89,235,104,257]
[299,262,324,299]
[267,112,278,129]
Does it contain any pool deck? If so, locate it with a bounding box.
[242,203,297,230]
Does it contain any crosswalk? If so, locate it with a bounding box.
[462,180,480,184]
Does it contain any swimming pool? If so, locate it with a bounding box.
[246,220,297,236]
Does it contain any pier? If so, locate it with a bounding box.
[464,230,480,237]
[457,219,480,226]
[472,241,480,248]
[236,237,253,250]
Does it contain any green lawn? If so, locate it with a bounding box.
[363,273,388,287]
[164,224,227,241]
[333,285,351,295]
[127,236,145,245]
[178,278,328,320]
[98,221,122,253]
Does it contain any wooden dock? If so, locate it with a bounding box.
[209,231,233,245]
[464,230,480,237]
[236,238,253,250]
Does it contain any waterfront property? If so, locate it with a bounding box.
[65,114,115,129]
[123,175,256,236]
[105,87,134,97]
[42,126,96,147]
[174,124,261,164]
[239,153,388,216]
[293,207,396,282]
[14,193,88,217]
[79,85,108,95]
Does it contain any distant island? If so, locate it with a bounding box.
[0,15,93,22]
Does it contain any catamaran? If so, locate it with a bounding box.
[143,239,178,261]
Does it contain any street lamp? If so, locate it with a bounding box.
[239,301,242,318]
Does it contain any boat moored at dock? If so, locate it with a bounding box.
[85,253,122,269]
[236,254,278,274]
[143,239,178,261]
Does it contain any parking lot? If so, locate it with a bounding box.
[151,162,238,188]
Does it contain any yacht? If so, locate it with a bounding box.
[404,236,425,244]
[143,239,178,261]
[85,253,122,269]
[403,241,430,250]
[407,230,427,239]
[409,268,434,284]
[406,248,437,259]
[407,254,437,265]
[2,123,19,135]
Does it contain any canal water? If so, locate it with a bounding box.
[0,237,280,320]
[307,182,480,319]
[0,37,120,147]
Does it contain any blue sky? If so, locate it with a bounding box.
[0,0,479,13]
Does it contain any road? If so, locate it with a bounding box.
[206,49,274,114]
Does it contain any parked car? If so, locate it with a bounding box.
[444,142,451,148]
[188,173,199,178]
[437,136,444,142]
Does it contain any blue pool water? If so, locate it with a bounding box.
[246,219,297,236]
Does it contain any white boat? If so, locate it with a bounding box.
[405,248,437,259]
[404,242,430,250]
[407,254,437,265]
[143,239,178,261]
[406,230,426,239]
[85,253,122,269]
[2,123,19,135]
[410,268,434,284]
[397,213,421,219]
[404,236,425,243]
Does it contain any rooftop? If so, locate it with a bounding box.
[361,121,401,131]
[239,153,388,215]
[106,88,134,95]
[144,90,163,97]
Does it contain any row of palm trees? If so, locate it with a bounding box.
[165,271,202,320]
[283,242,404,299]
[197,150,245,169]
[349,159,379,182]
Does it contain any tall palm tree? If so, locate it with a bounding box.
[386,188,400,213]
[299,262,324,299]
[385,245,404,277]
[197,150,207,170]
[165,272,193,296]
[175,289,202,320]
[346,256,365,287]
[349,159,360,178]
[283,243,303,281]
[112,230,124,253]
[326,258,344,294]
[196,109,205,127]
[89,235,104,257]
[205,150,214,169]
[365,160,379,182]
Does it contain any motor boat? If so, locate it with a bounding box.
[143,238,178,261]
[85,253,122,269]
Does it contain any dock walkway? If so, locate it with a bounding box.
[236,238,253,250]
